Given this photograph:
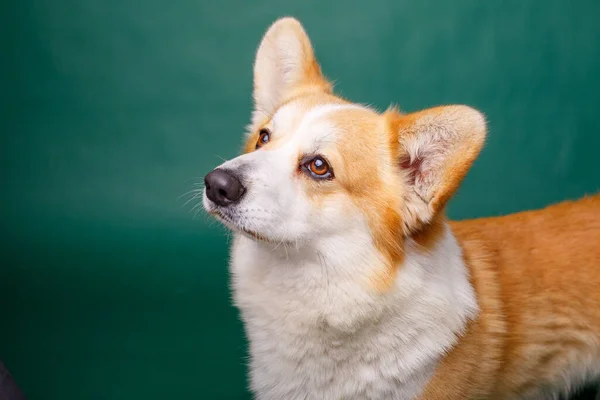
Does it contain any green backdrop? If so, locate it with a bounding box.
[2,0,599,399]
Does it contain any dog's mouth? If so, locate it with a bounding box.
[209,209,274,244]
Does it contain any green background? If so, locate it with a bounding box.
[2,0,599,399]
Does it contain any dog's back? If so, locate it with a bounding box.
[421,195,600,399]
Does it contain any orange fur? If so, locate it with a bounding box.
[420,194,600,399]
[327,108,406,291]
[385,106,486,234]
[412,213,448,252]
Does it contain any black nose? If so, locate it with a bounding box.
[204,169,246,206]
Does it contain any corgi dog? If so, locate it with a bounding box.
[202,17,600,400]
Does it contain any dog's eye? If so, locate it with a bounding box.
[304,156,333,179]
[255,129,270,149]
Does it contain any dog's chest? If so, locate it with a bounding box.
[232,268,445,400]
[239,301,439,400]
[229,232,476,400]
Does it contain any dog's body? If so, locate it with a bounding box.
[429,197,600,399]
[203,18,600,400]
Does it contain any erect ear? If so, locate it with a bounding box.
[251,17,332,125]
[388,105,486,234]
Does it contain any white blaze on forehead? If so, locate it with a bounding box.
[270,102,304,134]
[299,104,367,128]
[271,103,370,147]
[297,104,371,149]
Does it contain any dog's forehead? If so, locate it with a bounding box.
[271,101,376,146]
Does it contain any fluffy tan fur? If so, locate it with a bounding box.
[420,195,600,399]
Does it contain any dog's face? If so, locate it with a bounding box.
[203,18,486,281]
[204,98,387,245]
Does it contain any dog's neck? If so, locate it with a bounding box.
[230,222,478,336]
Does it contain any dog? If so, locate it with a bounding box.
[202,17,600,400]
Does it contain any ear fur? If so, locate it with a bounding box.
[387,105,486,233]
[252,17,331,126]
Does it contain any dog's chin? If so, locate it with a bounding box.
[209,209,276,244]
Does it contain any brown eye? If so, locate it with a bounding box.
[305,156,333,179]
[256,129,270,149]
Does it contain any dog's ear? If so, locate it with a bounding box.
[386,105,486,234]
[252,17,332,125]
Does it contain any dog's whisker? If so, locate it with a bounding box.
[182,192,204,207]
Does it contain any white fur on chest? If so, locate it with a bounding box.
[229,225,478,400]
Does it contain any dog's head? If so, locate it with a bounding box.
[203,17,485,280]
